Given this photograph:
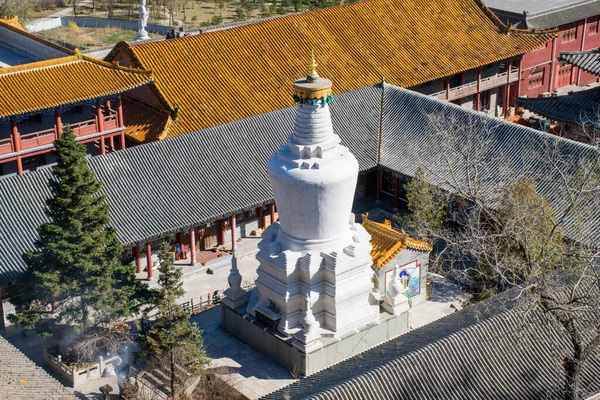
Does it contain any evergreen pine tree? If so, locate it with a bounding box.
[9,127,141,348]
[139,241,207,398]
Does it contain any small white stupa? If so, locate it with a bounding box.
[246,55,379,344]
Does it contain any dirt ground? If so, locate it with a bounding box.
[36,22,160,49]
[30,0,296,29]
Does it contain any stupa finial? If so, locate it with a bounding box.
[307,51,319,81]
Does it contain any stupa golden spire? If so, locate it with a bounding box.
[307,52,319,81]
[292,53,333,104]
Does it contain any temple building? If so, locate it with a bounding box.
[1,79,600,336]
[484,0,600,98]
[516,49,600,140]
[0,53,153,176]
[104,0,553,144]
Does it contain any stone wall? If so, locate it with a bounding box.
[221,303,410,376]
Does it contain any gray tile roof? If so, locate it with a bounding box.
[0,336,74,400]
[1,84,599,284]
[264,302,600,400]
[560,50,600,76]
[517,86,600,126]
[380,84,600,249]
[0,86,381,282]
[485,0,600,29]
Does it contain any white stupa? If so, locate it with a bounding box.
[246,56,379,347]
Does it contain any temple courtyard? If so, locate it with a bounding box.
[6,202,470,399]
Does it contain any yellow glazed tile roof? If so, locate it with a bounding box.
[0,16,24,30]
[362,214,432,271]
[108,0,554,139]
[122,96,172,143]
[0,55,153,118]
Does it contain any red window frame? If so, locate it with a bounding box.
[589,17,599,35]
[529,68,545,89]
[562,24,577,43]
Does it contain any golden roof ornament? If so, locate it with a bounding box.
[307,52,319,81]
[292,53,333,105]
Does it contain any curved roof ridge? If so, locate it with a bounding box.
[81,54,153,76]
[0,55,79,75]
[525,0,599,17]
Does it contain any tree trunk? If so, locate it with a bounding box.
[170,348,175,399]
[564,356,582,400]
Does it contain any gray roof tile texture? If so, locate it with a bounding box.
[265,305,600,400]
[560,50,600,76]
[0,86,381,282]
[381,84,600,249]
[0,84,598,283]
[518,86,600,125]
[484,0,600,29]
[0,336,73,400]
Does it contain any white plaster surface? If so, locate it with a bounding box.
[250,92,379,340]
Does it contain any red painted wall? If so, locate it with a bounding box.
[520,16,600,98]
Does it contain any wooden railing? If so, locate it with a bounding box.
[20,127,56,150]
[0,112,122,161]
[429,67,520,101]
[0,138,13,156]
[70,118,98,137]
[103,114,118,131]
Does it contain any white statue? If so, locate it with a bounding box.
[135,0,149,41]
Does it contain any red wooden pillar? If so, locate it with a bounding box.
[230,214,237,251]
[117,96,126,150]
[257,206,264,229]
[11,120,22,175]
[109,135,115,152]
[475,68,481,111]
[96,101,106,155]
[269,203,276,226]
[376,168,381,202]
[394,175,399,210]
[54,109,62,139]
[505,58,512,118]
[134,245,142,273]
[517,57,523,97]
[198,227,205,251]
[549,37,557,93]
[116,95,124,127]
[218,219,226,246]
[146,242,153,279]
[363,173,368,197]
[502,84,511,118]
[189,227,196,265]
[445,79,450,100]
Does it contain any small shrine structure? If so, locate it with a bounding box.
[362,214,432,309]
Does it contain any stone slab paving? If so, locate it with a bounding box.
[190,307,297,399]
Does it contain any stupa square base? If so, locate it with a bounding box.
[221,304,409,377]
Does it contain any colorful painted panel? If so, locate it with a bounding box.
[384,260,421,297]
